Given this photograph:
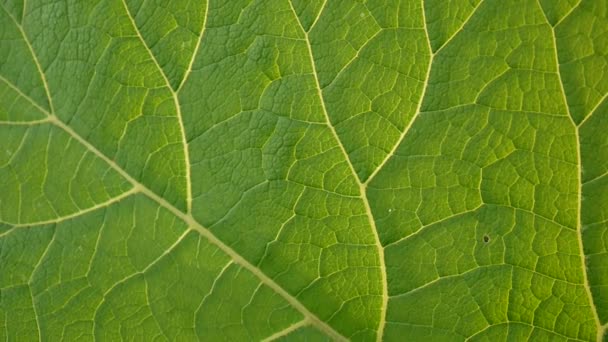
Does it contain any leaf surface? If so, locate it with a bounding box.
[1,0,607,341]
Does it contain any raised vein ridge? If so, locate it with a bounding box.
[537,0,604,338]
[287,1,389,340]
[120,0,193,213]
[3,8,347,337]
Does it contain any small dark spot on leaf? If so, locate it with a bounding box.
[483,235,490,243]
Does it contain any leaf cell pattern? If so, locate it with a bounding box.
[0,0,607,341]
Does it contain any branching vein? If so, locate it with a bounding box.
[120,0,193,213]
[1,7,346,337]
[177,0,210,92]
[261,319,310,342]
[287,1,388,340]
[0,4,54,114]
[538,1,604,339]
[5,188,137,227]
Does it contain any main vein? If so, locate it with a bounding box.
[286,1,388,341]
[46,114,347,341]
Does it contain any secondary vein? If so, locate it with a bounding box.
[120,0,193,213]
[539,1,604,339]
[286,1,389,341]
[0,4,55,114]
[364,0,485,186]
[177,0,210,92]
[3,8,346,337]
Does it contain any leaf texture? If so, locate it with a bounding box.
[0,0,607,341]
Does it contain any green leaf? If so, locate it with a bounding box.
[1,0,607,341]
